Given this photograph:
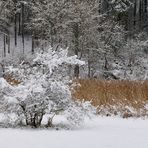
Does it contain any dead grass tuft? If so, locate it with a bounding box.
[4,74,21,86]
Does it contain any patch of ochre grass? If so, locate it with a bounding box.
[72,79,148,117]
[4,74,21,86]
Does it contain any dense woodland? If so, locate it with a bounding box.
[0,0,148,80]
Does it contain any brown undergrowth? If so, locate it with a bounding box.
[72,79,148,118]
[4,74,21,86]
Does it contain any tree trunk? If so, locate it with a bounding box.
[50,24,56,47]
[73,23,80,78]
[139,0,142,29]
[22,3,25,53]
[8,35,10,54]
[32,33,34,54]
[144,0,147,13]
[4,35,6,57]
[87,49,92,78]
[18,13,21,35]
[14,10,17,46]
[133,0,137,28]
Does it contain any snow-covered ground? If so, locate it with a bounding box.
[0,117,148,148]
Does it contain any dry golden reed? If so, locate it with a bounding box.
[72,79,148,117]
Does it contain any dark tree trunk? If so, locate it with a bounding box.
[141,0,145,28]
[32,33,34,54]
[139,0,142,29]
[18,13,21,35]
[8,35,10,54]
[133,0,137,28]
[104,56,109,71]
[144,0,147,13]
[88,60,91,78]
[73,23,80,78]
[14,11,17,46]
[4,35,6,57]
[22,3,25,53]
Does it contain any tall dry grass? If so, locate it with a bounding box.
[72,79,148,117]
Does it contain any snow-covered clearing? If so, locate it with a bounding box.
[0,117,148,148]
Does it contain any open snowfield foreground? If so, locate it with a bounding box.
[0,117,148,148]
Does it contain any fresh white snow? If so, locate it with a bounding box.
[0,117,148,148]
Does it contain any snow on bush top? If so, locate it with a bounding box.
[34,47,85,75]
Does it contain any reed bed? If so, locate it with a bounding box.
[72,79,148,118]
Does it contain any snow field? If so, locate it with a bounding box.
[0,117,148,148]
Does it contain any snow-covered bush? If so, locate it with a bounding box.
[0,47,95,128]
[65,101,96,127]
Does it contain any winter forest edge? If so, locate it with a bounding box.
[0,0,148,129]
